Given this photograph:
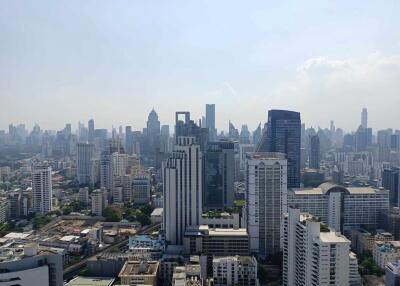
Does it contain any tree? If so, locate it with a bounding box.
[102,207,122,222]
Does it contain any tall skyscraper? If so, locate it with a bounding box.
[203,141,235,210]
[361,107,368,129]
[246,152,287,258]
[163,136,202,245]
[32,164,53,214]
[309,135,320,169]
[256,110,301,188]
[282,208,359,286]
[382,167,400,207]
[77,142,94,185]
[252,123,261,147]
[205,104,216,140]
[125,126,134,155]
[175,112,208,152]
[88,119,95,143]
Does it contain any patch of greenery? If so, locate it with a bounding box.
[33,214,52,229]
[102,207,122,222]
[359,252,384,276]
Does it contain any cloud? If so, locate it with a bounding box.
[269,53,400,131]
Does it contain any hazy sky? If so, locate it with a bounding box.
[1,0,400,133]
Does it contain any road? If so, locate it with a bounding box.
[63,223,160,281]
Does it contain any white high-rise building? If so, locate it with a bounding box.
[283,208,360,286]
[163,136,202,245]
[77,142,94,185]
[32,165,52,214]
[246,152,287,258]
[361,107,368,129]
[212,256,259,286]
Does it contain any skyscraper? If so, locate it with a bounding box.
[382,167,400,207]
[77,142,94,185]
[309,135,320,169]
[163,136,202,245]
[88,119,95,143]
[32,164,53,214]
[175,112,208,151]
[256,110,301,188]
[246,152,287,258]
[203,141,235,210]
[205,104,216,140]
[361,107,368,129]
[125,126,134,155]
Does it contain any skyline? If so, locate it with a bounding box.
[1,1,400,131]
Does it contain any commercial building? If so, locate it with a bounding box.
[118,260,159,286]
[379,207,400,240]
[32,164,53,214]
[351,228,393,254]
[183,225,249,256]
[212,256,259,286]
[246,152,287,258]
[256,109,301,188]
[282,208,360,286]
[205,104,216,141]
[288,183,389,234]
[172,264,203,286]
[77,142,94,185]
[309,135,320,169]
[132,176,151,204]
[203,141,234,210]
[0,243,63,286]
[163,137,202,245]
[382,167,400,207]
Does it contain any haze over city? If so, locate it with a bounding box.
[1,0,400,131]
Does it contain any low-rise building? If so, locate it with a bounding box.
[119,260,159,286]
[373,241,400,269]
[351,228,393,254]
[150,208,163,224]
[212,256,259,286]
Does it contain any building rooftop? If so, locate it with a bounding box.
[119,260,159,277]
[151,208,163,216]
[319,231,350,243]
[185,225,247,237]
[65,277,115,286]
[291,183,387,196]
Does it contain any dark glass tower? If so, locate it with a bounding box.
[309,135,320,169]
[257,110,301,188]
[203,141,235,210]
[382,167,400,207]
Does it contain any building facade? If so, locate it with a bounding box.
[32,165,53,214]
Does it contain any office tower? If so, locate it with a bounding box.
[91,189,108,216]
[228,121,239,140]
[32,165,53,214]
[252,123,261,147]
[391,134,400,149]
[239,125,250,144]
[160,125,170,153]
[382,167,400,207]
[361,107,368,129]
[288,183,389,234]
[283,208,359,286]
[100,153,113,190]
[205,104,216,140]
[246,152,287,258]
[0,199,9,224]
[212,256,258,286]
[257,110,301,188]
[144,109,161,156]
[132,176,151,204]
[163,137,202,245]
[94,128,108,152]
[203,141,235,210]
[125,126,134,155]
[0,244,63,286]
[309,135,320,169]
[78,187,89,206]
[175,112,209,151]
[88,119,94,143]
[77,142,94,185]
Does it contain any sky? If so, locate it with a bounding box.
[1,0,400,133]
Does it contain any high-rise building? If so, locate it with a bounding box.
[288,183,389,234]
[283,208,360,286]
[228,121,239,140]
[203,141,235,210]
[163,136,202,245]
[212,256,258,286]
[239,125,250,144]
[205,104,216,141]
[361,107,368,129]
[175,112,209,152]
[125,126,134,155]
[91,189,108,216]
[382,167,400,207]
[256,110,301,188]
[32,165,53,214]
[309,135,320,169]
[246,152,287,258]
[252,123,261,147]
[77,142,94,185]
[132,176,151,204]
[88,119,95,143]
